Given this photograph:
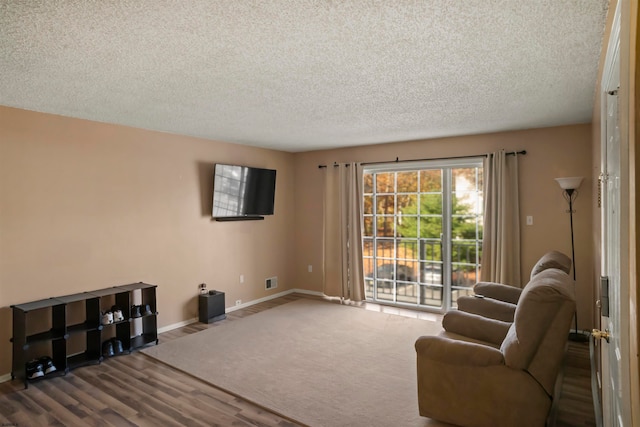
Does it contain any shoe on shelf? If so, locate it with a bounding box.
[142,304,152,316]
[101,311,114,325]
[26,360,44,379]
[102,340,115,358]
[111,338,124,355]
[39,356,57,374]
[131,305,142,318]
[112,308,124,322]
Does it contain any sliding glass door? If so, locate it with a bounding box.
[362,159,483,312]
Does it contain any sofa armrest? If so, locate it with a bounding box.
[473,281,523,304]
[442,310,511,345]
[415,335,504,366]
[415,337,550,427]
[457,295,516,322]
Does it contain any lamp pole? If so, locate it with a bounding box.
[567,189,576,282]
[554,177,586,342]
[565,187,588,342]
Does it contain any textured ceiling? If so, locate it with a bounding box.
[0,1,609,152]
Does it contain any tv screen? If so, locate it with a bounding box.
[212,164,276,219]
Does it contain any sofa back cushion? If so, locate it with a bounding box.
[530,250,572,280]
[500,268,575,395]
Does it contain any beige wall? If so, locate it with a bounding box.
[0,106,596,380]
[293,124,595,327]
[0,106,296,376]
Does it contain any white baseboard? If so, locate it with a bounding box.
[290,288,325,297]
[157,288,324,333]
[225,288,323,312]
[225,288,292,313]
[0,373,12,384]
[157,317,198,334]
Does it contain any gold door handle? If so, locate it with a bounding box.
[592,329,611,342]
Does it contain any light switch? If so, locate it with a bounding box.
[526,216,533,225]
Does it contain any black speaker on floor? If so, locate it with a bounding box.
[199,291,226,323]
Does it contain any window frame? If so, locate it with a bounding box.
[362,157,484,312]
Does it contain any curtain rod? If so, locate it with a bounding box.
[317,150,526,168]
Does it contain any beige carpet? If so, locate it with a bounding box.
[142,298,448,427]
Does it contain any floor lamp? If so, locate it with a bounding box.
[555,176,589,342]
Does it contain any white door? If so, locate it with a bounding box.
[600,5,630,425]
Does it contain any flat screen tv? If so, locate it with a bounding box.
[212,164,276,221]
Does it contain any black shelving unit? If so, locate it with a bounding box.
[10,282,158,388]
[89,286,134,354]
[56,292,103,372]
[118,282,159,350]
[11,298,67,387]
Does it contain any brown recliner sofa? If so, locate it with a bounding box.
[456,250,572,322]
[415,268,575,427]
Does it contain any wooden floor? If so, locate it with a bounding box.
[0,293,596,426]
[553,339,597,427]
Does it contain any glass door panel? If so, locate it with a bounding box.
[363,160,482,312]
[449,167,483,307]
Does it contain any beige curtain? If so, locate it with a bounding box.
[323,162,365,301]
[480,151,522,286]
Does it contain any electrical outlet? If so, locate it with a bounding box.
[239,274,244,283]
[308,264,313,273]
[526,215,533,225]
[235,299,242,306]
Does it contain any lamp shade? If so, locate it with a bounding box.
[555,176,584,190]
